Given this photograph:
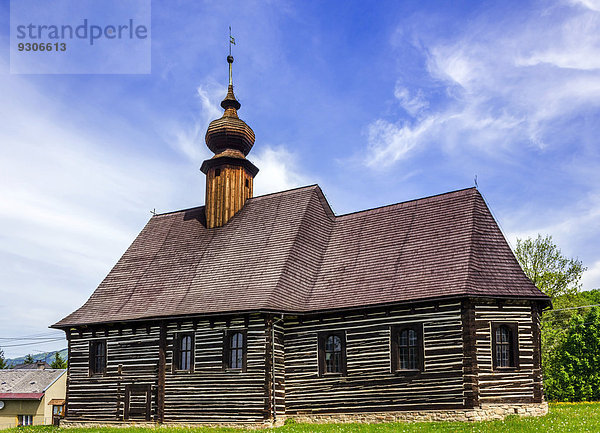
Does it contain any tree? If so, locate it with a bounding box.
[515,234,586,299]
[514,234,590,401]
[50,351,67,369]
[0,347,7,369]
[23,354,35,364]
[544,307,600,401]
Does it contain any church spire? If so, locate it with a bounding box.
[200,40,259,229]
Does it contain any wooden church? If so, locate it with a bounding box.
[53,55,550,425]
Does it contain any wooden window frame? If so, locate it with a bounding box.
[89,340,106,376]
[318,331,347,377]
[52,405,65,417]
[17,415,33,426]
[391,324,424,374]
[173,332,194,372]
[491,322,519,370]
[223,329,247,372]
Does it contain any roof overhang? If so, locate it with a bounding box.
[50,293,551,329]
[0,393,44,400]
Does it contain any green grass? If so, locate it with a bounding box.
[6,403,600,433]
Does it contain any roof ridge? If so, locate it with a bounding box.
[267,187,334,309]
[154,205,204,217]
[336,187,477,219]
[153,185,320,217]
[464,189,480,294]
[248,184,320,201]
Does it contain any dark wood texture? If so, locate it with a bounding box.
[531,303,543,403]
[474,300,538,403]
[157,322,166,423]
[284,302,465,414]
[65,298,543,423]
[461,299,479,408]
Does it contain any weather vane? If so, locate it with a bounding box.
[228,26,236,86]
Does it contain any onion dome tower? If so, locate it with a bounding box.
[200,54,259,229]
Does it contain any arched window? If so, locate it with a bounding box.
[178,334,193,371]
[492,322,519,369]
[391,325,423,372]
[229,332,244,370]
[318,331,346,376]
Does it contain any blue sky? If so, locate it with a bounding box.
[1,0,599,358]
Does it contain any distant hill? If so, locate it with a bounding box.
[5,348,68,368]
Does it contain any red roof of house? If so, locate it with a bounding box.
[53,186,547,328]
[0,393,44,400]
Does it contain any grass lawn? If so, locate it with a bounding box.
[6,403,600,433]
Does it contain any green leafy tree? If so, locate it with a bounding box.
[0,347,7,369]
[23,354,35,364]
[514,234,591,401]
[515,234,586,299]
[544,307,600,401]
[50,351,67,369]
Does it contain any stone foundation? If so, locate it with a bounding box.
[289,402,549,424]
[60,403,548,428]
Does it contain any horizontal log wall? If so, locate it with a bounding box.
[284,302,465,414]
[67,325,160,421]
[163,314,267,423]
[65,299,543,422]
[474,300,537,403]
[273,318,286,418]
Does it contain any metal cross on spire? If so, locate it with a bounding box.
[228,26,236,86]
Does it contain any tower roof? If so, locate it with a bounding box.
[205,56,255,156]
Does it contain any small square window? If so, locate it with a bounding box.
[18,415,33,426]
[53,405,65,417]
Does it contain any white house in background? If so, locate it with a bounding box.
[0,369,66,429]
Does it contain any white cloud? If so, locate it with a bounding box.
[366,117,437,166]
[365,2,600,167]
[570,0,600,12]
[583,260,600,290]
[394,84,429,116]
[251,146,311,196]
[0,66,193,358]
[162,82,224,163]
[505,193,600,291]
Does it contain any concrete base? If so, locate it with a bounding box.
[290,402,549,424]
[60,403,548,428]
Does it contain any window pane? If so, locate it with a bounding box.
[494,326,513,368]
[399,347,407,369]
[324,335,342,373]
[408,330,417,347]
[397,327,420,370]
[400,330,408,347]
[409,347,416,369]
[228,333,244,369]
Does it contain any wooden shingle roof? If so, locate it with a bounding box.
[53,186,547,327]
